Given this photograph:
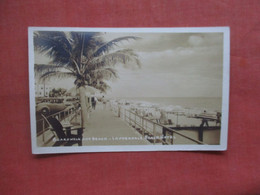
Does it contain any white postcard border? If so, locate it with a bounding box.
[29,27,230,154]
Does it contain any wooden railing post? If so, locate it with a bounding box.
[153,123,156,144]
[42,119,45,143]
[198,126,204,142]
[162,127,166,144]
[134,113,136,128]
[171,131,174,144]
[129,111,131,126]
[145,120,147,133]
[124,109,126,121]
[142,117,144,137]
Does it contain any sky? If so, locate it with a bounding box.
[34,31,224,98]
[104,32,223,98]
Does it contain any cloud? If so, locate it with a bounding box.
[109,32,223,53]
[188,35,203,46]
[106,32,224,97]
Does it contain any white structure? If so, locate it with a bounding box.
[35,83,52,97]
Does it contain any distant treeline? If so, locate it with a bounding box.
[49,88,67,97]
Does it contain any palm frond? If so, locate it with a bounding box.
[89,49,141,69]
[34,63,62,73]
[92,36,141,57]
[34,31,72,66]
[70,32,102,61]
[91,67,118,81]
[40,71,75,81]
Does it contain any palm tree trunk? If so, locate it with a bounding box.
[79,86,89,129]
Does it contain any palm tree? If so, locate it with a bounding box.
[34,31,140,129]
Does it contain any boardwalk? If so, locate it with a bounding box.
[82,103,149,145]
[37,102,216,147]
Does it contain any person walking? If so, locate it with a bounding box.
[91,96,97,110]
[102,96,106,110]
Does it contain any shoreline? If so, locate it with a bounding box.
[109,97,221,124]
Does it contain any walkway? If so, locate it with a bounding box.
[82,103,149,145]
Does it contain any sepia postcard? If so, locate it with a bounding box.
[28,27,230,154]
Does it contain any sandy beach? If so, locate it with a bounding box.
[109,99,221,145]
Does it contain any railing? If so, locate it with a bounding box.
[110,103,205,145]
[36,107,81,145]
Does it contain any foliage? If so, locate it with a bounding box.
[49,88,67,97]
[34,31,141,92]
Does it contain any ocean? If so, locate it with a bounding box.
[122,97,222,112]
